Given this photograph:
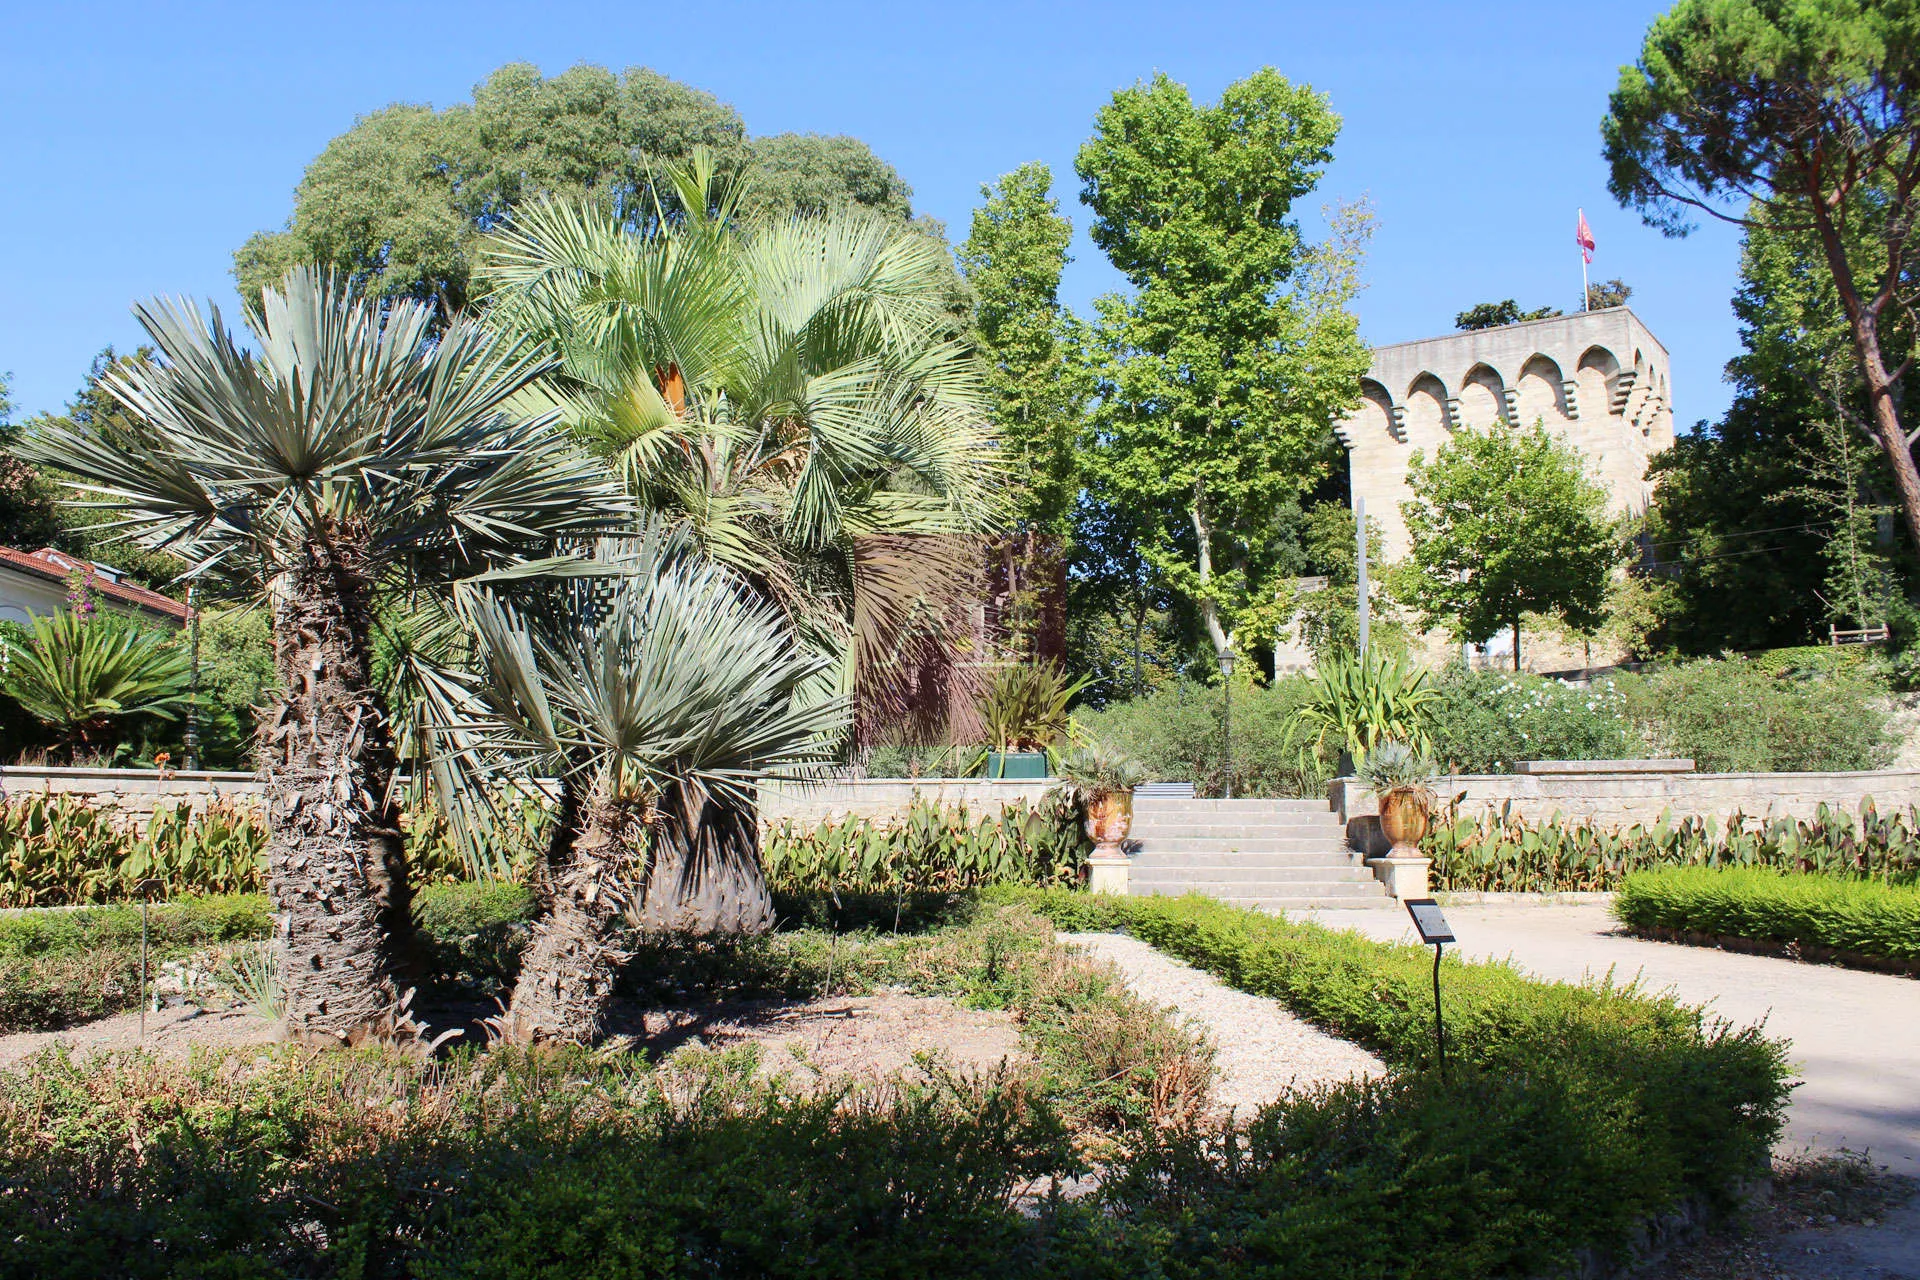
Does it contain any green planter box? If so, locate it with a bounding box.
[985,751,1049,779]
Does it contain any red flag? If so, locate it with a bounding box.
[1576,209,1596,264]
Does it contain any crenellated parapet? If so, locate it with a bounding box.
[1335,306,1674,561]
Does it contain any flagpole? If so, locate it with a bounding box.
[1579,207,1590,310]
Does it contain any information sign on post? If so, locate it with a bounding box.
[1403,897,1454,1070]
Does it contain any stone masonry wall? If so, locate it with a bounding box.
[0,767,1051,833]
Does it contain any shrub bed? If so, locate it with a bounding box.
[1425,666,1632,773]
[762,796,1088,894]
[0,795,265,907]
[1005,888,1792,1274]
[1428,799,1920,893]
[1615,865,1920,973]
[0,890,1792,1277]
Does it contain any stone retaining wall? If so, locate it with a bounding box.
[1330,764,1920,831]
[758,778,1054,828]
[0,767,1052,832]
[0,766,267,825]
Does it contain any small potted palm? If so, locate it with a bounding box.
[1356,741,1438,898]
[1052,744,1149,893]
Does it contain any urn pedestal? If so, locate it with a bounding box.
[1365,786,1433,900]
[1084,791,1133,895]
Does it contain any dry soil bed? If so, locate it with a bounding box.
[0,991,1026,1082]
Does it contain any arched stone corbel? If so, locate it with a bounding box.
[1561,379,1581,419]
[1609,369,1639,415]
[1444,397,1463,430]
[1501,387,1522,426]
[1389,405,1409,442]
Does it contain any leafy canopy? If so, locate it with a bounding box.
[1076,68,1371,661]
[0,611,188,754]
[1400,422,1622,668]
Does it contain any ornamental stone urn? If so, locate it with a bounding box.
[1084,790,1133,894]
[1377,787,1432,857]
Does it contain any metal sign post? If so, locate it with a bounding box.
[1403,897,1455,1071]
[136,879,164,1039]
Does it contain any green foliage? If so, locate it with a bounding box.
[1621,655,1895,772]
[976,661,1087,752]
[1291,500,1405,660]
[234,63,748,311]
[959,162,1089,541]
[1077,677,1331,798]
[1012,888,1792,1270]
[1354,740,1434,793]
[1427,798,1920,893]
[0,611,189,759]
[1295,647,1439,760]
[1402,421,1623,667]
[0,796,266,908]
[1077,68,1372,661]
[762,797,1089,894]
[1617,864,1920,967]
[1453,299,1560,329]
[0,894,272,1032]
[1604,0,1920,549]
[1049,743,1148,805]
[188,607,278,770]
[1587,278,1634,309]
[1425,666,1633,773]
[736,131,915,223]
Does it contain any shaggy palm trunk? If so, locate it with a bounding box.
[631,781,774,935]
[263,539,410,1044]
[502,787,645,1045]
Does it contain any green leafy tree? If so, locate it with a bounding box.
[0,369,63,552]
[1401,422,1623,670]
[21,268,626,1044]
[1076,69,1372,671]
[1604,0,1920,552]
[1454,300,1561,330]
[1292,501,1404,659]
[1586,278,1634,310]
[236,63,932,321]
[959,162,1091,660]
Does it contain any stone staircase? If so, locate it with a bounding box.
[1126,797,1387,911]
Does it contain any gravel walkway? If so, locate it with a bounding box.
[1061,931,1385,1115]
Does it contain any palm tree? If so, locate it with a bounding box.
[0,610,189,761]
[480,157,1001,745]
[21,268,627,1044]
[431,531,845,1043]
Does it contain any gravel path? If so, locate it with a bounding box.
[1061,931,1385,1115]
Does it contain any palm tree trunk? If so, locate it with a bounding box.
[631,780,774,936]
[502,787,642,1045]
[263,540,409,1045]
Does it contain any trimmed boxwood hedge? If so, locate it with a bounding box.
[1615,865,1920,972]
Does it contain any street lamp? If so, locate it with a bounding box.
[1219,647,1236,799]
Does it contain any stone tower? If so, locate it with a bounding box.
[1335,306,1675,562]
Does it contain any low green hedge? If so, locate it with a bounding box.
[1000,888,1792,1272]
[1615,865,1920,970]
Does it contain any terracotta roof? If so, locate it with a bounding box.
[0,547,191,623]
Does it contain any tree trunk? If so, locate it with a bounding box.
[263,539,411,1045]
[630,780,774,936]
[1191,490,1232,664]
[1810,204,1920,555]
[501,786,642,1046]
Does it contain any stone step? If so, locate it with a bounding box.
[1129,837,1353,855]
[1129,820,1346,837]
[1129,853,1363,871]
[1132,798,1332,814]
[1130,881,1384,902]
[1128,865,1373,884]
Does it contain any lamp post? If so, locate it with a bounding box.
[1219,647,1236,799]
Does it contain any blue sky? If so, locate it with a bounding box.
[0,0,1744,426]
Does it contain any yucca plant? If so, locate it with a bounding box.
[1295,648,1439,764]
[1,611,189,760]
[978,661,1089,754]
[20,267,627,1045]
[1050,744,1149,807]
[425,529,846,1044]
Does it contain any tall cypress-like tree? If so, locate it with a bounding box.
[959,163,1089,659]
